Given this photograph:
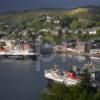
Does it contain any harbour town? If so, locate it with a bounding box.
[0,2,100,100]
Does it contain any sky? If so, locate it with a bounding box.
[0,0,100,13]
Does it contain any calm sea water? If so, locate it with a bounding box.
[0,54,89,100]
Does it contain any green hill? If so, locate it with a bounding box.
[66,8,92,17]
[0,6,100,23]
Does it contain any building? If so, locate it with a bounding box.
[54,20,60,24]
[76,41,86,53]
[88,29,97,35]
[46,16,52,22]
[89,64,100,89]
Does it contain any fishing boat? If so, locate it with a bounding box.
[44,66,80,86]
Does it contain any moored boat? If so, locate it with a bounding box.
[44,66,80,86]
[0,50,39,60]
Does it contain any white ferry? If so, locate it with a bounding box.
[44,67,80,86]
[0,49,39,59]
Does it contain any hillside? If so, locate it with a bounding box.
[66,8,92,17]
[0,9,65,23]
[0,6,100,23]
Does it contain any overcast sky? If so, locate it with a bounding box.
[0,0,100,12]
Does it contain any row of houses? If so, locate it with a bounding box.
[60,27,100,35]
[41,16,100,35]
[40,26,100,35]
[53,39,100,54]
[46,16,60,24]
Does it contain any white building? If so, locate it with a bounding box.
[46,16,52,22]
[40,28,51,32]
[88,29,97,35]
[54,20,60,24]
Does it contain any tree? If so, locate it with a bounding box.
[96,21,100,26]
[31,17,45,31]
[93,91,100,100]
[61,17,73,27]
[41,82,97,100]
[70,20,82,32]
[79,19,96,28]
[78,33,91,41]
[41,83,68,100]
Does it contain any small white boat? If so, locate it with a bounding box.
[90,56,100,60]
[90,57,100,63]
[76,56,86,61]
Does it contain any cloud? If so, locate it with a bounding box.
[0,0,100,12]
[0,0,15,7]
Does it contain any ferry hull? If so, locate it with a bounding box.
[44,70,80,86]
[0,54,38,60]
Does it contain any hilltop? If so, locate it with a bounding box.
[64,5,100,18]
[0,8,67,23]
[0,5,100,23]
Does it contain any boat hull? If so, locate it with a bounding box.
[44,70,80,86]
[0,54,39,60]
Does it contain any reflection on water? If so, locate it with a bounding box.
[0,54,92,100]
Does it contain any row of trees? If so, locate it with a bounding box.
[41,30,100,43]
